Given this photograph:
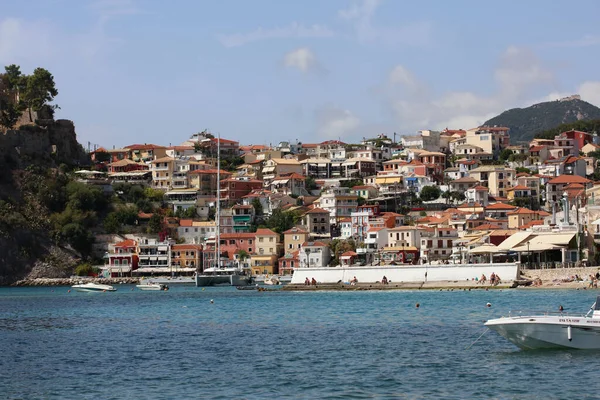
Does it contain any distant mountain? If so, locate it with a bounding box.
[482,95,600,143]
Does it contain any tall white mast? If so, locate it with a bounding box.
[216,133,221,269]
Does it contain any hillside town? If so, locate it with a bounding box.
[82,126,600,279]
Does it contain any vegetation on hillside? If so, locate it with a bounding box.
[534,119,600,140]
[483,98,600,143]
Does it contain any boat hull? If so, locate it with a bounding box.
[136,285,164,291]
[196,274,252,287]
[72,284,116,292]
[485,317,600,350]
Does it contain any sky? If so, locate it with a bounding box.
[2,0,600,149]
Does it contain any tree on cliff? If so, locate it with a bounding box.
[21,68,59,122]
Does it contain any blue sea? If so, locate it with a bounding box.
[0,286,598,399]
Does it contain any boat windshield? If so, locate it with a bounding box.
[595,296,600,310]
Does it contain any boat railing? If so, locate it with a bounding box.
[507,310,590,318]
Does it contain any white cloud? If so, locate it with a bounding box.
[283,47,321,74]
[383,46,564,132]
[316,106,360,138]
[338,0,432,46]
[578,81,600,107]
[218,22,334,48]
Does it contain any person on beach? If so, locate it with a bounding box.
[350,276,358,285]
[479,274,486,284]
[382,276,388,285]
[311,277,317,286]
[490,272,496,286]
[304,277,310,286]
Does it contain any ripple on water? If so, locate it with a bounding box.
[0,286,598,399]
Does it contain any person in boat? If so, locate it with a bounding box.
[311,277,317,286]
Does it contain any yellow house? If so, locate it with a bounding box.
[507,207,540,229]
[250,228,281,275]
[126,144,167,163]
[283,227,309,253]
[151,156,175,190]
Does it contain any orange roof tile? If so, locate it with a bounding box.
[547,175,591,184]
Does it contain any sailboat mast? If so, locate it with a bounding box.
[216,133,221,269]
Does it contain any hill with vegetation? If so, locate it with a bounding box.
[483,96,600,143]
[0,64,94,284]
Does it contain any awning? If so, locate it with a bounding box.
[497,232,532,251]
[262,166,275,172]
[134,267,171,273]
[468,243,503,254]
[512,242,563,252]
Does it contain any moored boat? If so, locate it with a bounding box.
[485,296,600,350]
[72,282,117,292]
[136,282,169,291]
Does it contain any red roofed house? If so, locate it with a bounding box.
[171,244,203,274]
[278,250,299,276]
[270,172,306,196]
[465,185,489,206]
[220,178,263,203]
[106,239,139,277]
[302,208,331,238]
[125,144,167,162]
[250,228,281,275]
[508,207,543,229]
[546,175,592,208]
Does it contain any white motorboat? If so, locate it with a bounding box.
[485,296,600,350]
[136,282,169,291]
[72,282,117,292]
[263,275,280,285]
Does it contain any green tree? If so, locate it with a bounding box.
[340,178,364,188]
[147,213,163,234]
[305,176,318,191]
[499,148,513,162]
[103,212,121,233]
[251,198,263,216]
[419,186,441,202]
[0,98,22,129]
[264,209,301,234]
[21,68,58,122]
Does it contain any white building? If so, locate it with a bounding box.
[136,237,174,273]
[299,241,331,268]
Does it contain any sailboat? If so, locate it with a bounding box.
[195,134,253,287]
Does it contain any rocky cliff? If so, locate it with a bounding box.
[0,118,90,285]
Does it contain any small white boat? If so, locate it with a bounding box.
[72,282,117,292]
[263,275,280,285]
[136,282,169,291]
[485,295,600,350]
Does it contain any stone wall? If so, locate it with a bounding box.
[521,267,600,282]
[0,119,89,170]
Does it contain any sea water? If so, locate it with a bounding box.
[0,286,598,399]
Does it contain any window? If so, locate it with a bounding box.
[185,228,189,233]
[269,248,273,253]
[269,237,274,242]
[259,237,264,242]
[248,248,252,253]
[249,240,253,244]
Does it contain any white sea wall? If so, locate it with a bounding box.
[291,263,519,284]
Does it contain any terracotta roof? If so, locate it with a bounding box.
[283,227,308,234]
[341,251,358,257]
[508,185,530,191]
[507,207,537,215]
[138,212,153,219]
[452,177,479,183]
[473,223,503,231]
[115,239,136,248]
[179,219,193,227]
[547,175,591,184]
[301,241,328,247]
[519,220,545,229]
[255,228,278,236]
[305,207,329,214]
[529,145,546,152]
[471,185,489,191]
[485,202,516,210]
[151,156,175,164]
